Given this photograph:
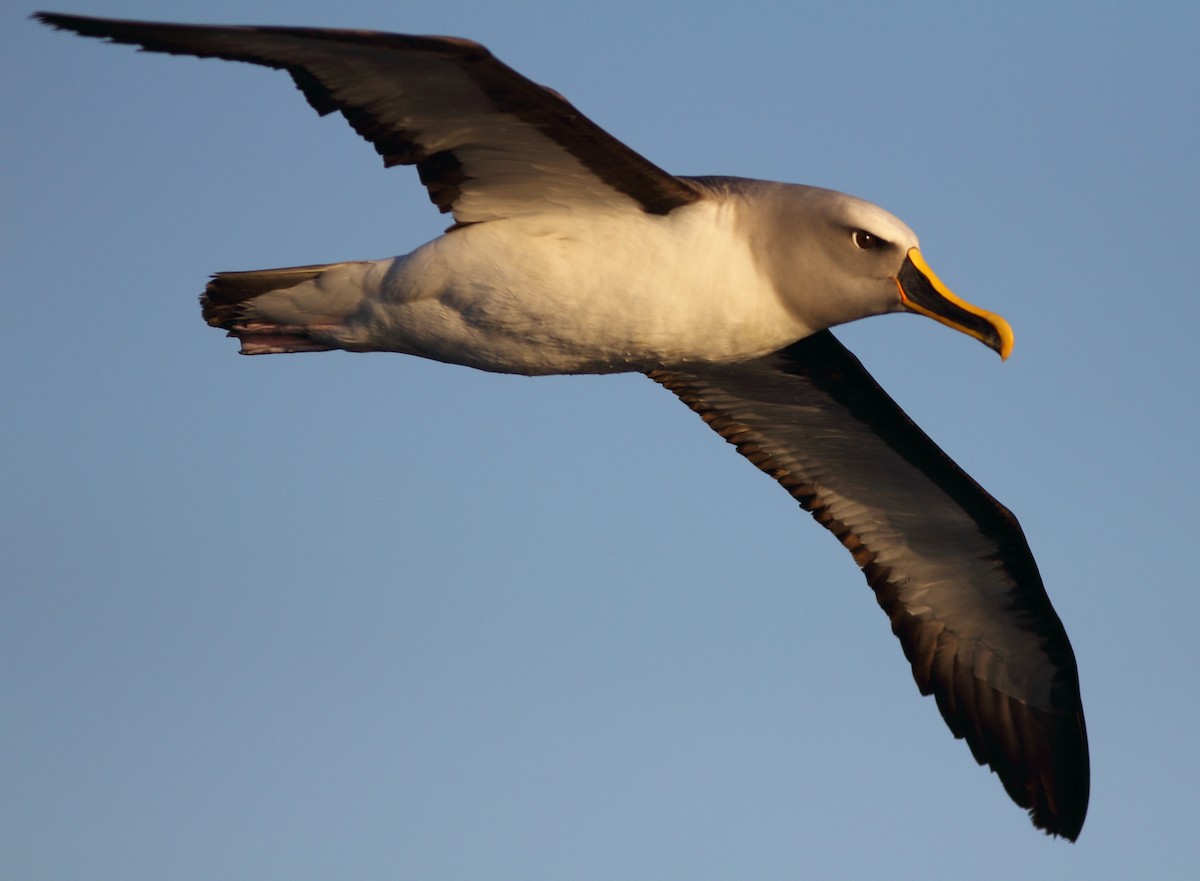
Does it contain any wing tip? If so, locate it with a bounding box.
[1030,791,1088,842]
[35,11,127,35]
[986,702,1089,842]
[34,11,76,30]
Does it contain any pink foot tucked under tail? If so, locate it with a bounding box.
[200,262,361,355]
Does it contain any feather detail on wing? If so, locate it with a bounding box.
[649,330,1088,839]
[36,13,701,223]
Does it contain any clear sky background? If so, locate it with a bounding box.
[5,1,1198,878]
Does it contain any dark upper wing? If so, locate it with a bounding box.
[649,330,1088,840]
[36,12,701,223]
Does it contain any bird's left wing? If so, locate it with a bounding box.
[649,330,1089,839]
[36,12,701,223]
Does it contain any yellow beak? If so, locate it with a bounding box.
[894,248,1014,361]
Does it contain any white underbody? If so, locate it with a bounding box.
[243,199,817,375]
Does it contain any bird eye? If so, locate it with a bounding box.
[852,230,880,250]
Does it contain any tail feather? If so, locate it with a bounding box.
[201,262,363,355]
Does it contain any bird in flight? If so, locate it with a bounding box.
[37,11,1088,839]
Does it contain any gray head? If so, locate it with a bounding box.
[694,177,1012,357]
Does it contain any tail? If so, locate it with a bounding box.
[201,261,369,355]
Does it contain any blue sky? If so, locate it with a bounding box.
[5,1,1198,878]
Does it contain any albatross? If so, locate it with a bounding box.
[37,11,1089,839]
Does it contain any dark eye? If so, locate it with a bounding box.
[852,229,881,250]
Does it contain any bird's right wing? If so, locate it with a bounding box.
[36,12,702,224]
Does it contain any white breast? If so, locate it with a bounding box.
[346,199,815,375]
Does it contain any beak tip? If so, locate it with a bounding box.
[995,321,1015,362]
